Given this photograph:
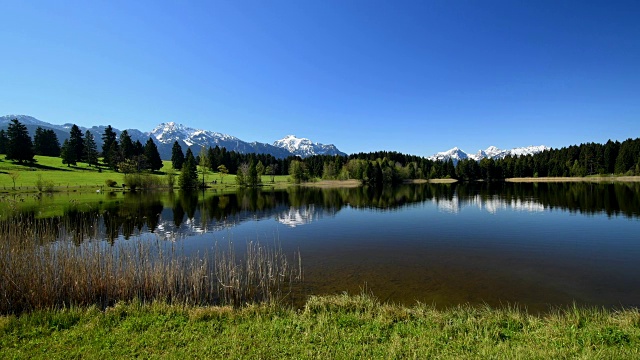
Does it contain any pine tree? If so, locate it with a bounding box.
[60,139,76,166]
[6,119,34,163]
[133,140,144,157]
[0,130,7,154]
[101,125,117,167]
[68,124,85,163]
[119,130,134,160]
[33,128,61,157]
[144,137,163,171]
[171,141,185,170]
[207,146,216,171]
[178,151,198,190]
[33,127,45,155]
[107,142,121,171]
[83,130,99,167]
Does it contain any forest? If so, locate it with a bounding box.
[2,118,639,186]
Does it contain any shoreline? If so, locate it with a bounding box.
[299,179,362,188]
[506,176,640,183]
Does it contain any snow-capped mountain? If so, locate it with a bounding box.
[273,135,346,158]
[0,115,344,160]
[428,147,470,163]
[429,145,549,163]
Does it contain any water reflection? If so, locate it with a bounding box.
[3,182,640,243]
[3,182,640,310]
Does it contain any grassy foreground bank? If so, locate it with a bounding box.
[1,294,639,359]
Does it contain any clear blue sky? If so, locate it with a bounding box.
[1,0,639,156]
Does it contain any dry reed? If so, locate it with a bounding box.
[0,216,302,314]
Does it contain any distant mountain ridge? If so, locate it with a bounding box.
[428,145,550,163]
[1,115,549,162]
[0,115,346,160]
[273,135,344,158]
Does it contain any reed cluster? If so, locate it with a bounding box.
[0,216,302,314]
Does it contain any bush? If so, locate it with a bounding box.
[36,174,55,193]
[124,173,164,190]
[105,179,118,187]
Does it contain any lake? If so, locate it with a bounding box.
[4,182,640,312]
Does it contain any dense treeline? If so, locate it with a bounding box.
[3,118,638,184]
[455,138,640,180]
[299,138,640,183]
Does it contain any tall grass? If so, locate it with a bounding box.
[0,216,302,314]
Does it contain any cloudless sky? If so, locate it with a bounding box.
[1,0,639,156]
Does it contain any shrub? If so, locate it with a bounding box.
[105,179,118,187]
[36,174,55,193]
[124,173,164,190]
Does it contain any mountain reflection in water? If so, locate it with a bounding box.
[3,182,639,311]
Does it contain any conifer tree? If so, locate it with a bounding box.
[33,127,61,157]
[119,130,134,160]
[6,119,34,163]
[83,130,99,167]
[178,149,198,190]
[0,130,7,154]
[171,141,185,170]
[60,139,76,166]
[101,125,117,167]
[68,124,84,163]
[144,137,163,171]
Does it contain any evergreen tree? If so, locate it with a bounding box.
[119,130,134,160]
[60,139,76,166]
[101,125,118,167]
[33,128,61,157]
[206,146,216,171]
[144,138,163,171]
[68,124,85,163]
[33,127,45,156]
[6,119,34,163]
[0,130,7,154]
[171,141,185,170]
[83,130,99,167]
[133,140,144,157]
[185,148,196,170]
[178,151,198,190]
[107,142,121,171]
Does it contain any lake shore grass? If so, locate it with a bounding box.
[506,176,640,183]
[0,216,302,314]
[1,293,638,358]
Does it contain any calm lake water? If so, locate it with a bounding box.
[5,182,640,311]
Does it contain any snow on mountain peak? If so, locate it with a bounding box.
[273,135,345,158]
[429,145,548,163]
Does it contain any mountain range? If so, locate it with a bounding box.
[1,114,549,161]
[428,145,549,163]
[0,115,346,160]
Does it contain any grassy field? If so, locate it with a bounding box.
[0,156,290,192]
[1,294,638,359]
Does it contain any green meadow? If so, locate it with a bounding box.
[0,155,290,192]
